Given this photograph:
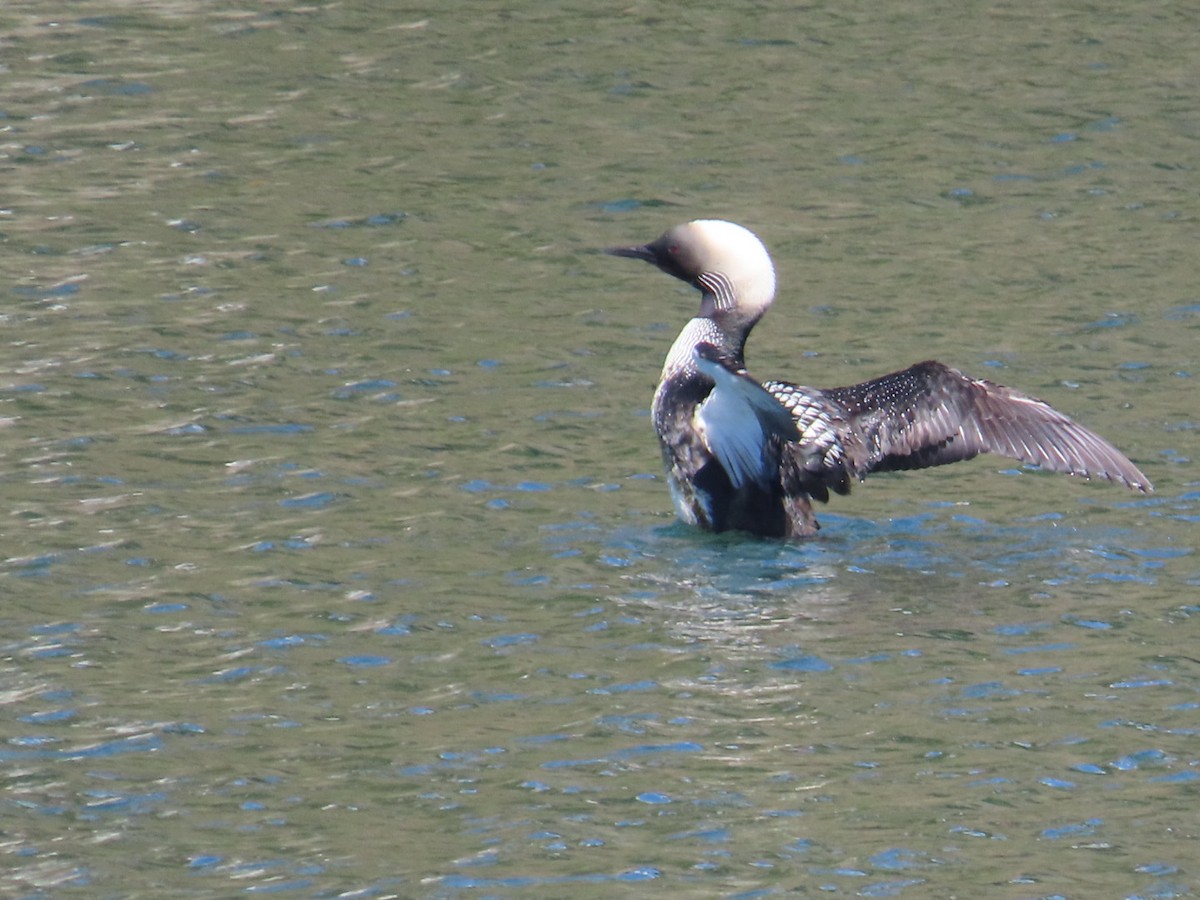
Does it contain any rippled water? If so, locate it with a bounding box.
[2,2,1197,897]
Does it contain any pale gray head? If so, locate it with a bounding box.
[606,220,777,334]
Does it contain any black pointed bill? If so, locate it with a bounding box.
[604,243,657,262]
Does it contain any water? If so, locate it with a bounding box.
[2,1,1197,897]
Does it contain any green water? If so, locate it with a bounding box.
[1,2,1196,897]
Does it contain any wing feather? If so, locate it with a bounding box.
[823,361,1151,491]
[693,345,799,490]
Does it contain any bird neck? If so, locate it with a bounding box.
[661,318,747,382]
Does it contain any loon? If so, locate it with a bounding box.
[607,219,1153,538]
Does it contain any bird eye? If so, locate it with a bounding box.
[668,244,680,255]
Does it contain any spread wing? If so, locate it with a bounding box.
[763,380,862,501]
[822,361,1152,491]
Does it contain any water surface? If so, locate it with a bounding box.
[1,2,1197,897]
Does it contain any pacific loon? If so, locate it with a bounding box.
[607,219,1152,538]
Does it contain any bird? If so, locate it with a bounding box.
[606,219,1153,538]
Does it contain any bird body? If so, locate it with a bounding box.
[607,219,1152,538]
